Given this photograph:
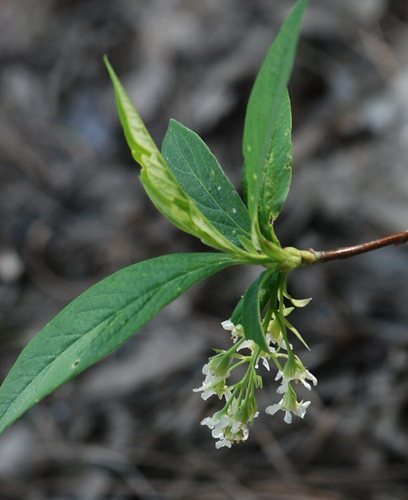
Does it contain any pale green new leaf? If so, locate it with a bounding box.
[104,57,247,257]
[243,0,307,223]
[0,253,238,435]
[162,119,252,249]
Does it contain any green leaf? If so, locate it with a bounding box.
[162,119,252,249]
[284,318,310,350]
[104,56,160,169]
[0,253,238,435]
[230,295,244,325]
[104,56,256,258]
[242,271,279,351]
[104,56,193,234]
[258,91,292,237]
[243,0,307,222]
[230,271,279,326]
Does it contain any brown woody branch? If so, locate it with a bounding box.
[312,230,408,263]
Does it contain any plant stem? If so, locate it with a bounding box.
[312,230,408,263]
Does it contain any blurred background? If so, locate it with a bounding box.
[0,0,408,498]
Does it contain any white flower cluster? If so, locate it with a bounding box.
[195,312,318,448]
[193,361,228,401]
[265,356,316,424]
[201,397,256,449]
[193,328,259,447]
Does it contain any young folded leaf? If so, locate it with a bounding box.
[230,271,279,326]
[243,0,307,229]
[162,119,253,251]
[242,270,279,351]
[104,57,249,257]
[0,253,238,434]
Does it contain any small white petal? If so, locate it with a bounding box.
[296,401,311,419]
[224,390,233,402]
[221,320,234,331]
[201,390,216,401]
[201,417,214,428]
[237,340,254,352]
[230,419,241,434]
[306,370,318,386]
[276,382,288,395]
[211,427,224,439]
[262,358,270,371]
[275,371,283,382]
[284,410,293,424]
[300,379,312,391]
[215,439,232,449]
[242,427,249,441]
[265,403,281,416]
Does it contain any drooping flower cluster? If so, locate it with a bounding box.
[201,396,256,449]
[194,338,260,448]
[194,288,318,448]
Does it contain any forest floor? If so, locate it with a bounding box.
[0,1,408,498]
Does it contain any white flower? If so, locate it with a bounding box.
[221,320,234,331]
[266,329,288,351]
[237,339,255,352]
[215,439,232,449]
[266,309,294,351]
[193,362,227,400]
[201,410,250,448]
[266,398,311,424]
[221,320,243,343]
[275,358,317,395]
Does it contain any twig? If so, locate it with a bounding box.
[312,230,408,263]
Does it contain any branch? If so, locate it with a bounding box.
[311,230,408,263]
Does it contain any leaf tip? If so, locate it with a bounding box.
[103,54,112,73]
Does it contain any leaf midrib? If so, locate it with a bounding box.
[170,135,251,239]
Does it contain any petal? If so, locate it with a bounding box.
[215,439,232,449]
[300,379,312,391]
[296,400,311,419]
[265,404,281,416]
[284,410,293,424]
[201,390,216,401]
[230,419,241,434]
[237,340,253,352]
[201,417,214,428]
[211,427,225,439]
[306,370,318,386]
[221,320,234,331]
[276,382,288,394]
